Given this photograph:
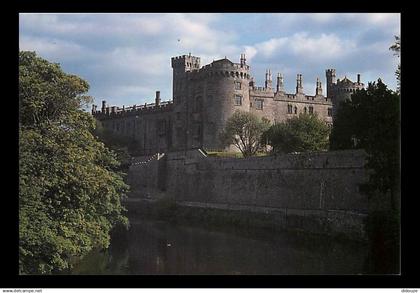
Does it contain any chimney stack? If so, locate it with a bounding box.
[357,74,361,84]
[155,91,161,106]
[101,100,106,113]
[296,74,304,94]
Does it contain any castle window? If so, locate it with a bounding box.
[234,95,242,106]
[287,104,293,114]
[294,106,297,114]
[255,99,263,110]
[176,112,181,120]
[235,81,241,90]
[309,106,314,114]
[328,107,333,117]
[304,107,307,114]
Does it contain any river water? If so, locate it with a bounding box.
[71,218,370,275]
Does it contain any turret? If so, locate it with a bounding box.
[276,73,284,93]
[315,77,323,96]
[171,53,201,73]
[296,74,303,94]
[265,69,272,89]
[171,53,201,103]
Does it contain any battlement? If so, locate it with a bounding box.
[251,86,274,93]
[93,97,174,120]
[171,53,201,70]
[182,58,251,81]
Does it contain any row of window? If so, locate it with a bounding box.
[287,104,333,116]
[235,95,264,110]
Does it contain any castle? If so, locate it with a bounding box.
[92,53,364,155]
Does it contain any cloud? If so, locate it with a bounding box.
[19,35,85,61]
[250,33,355,62]
[19,13,400,105]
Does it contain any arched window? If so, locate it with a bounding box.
[294,106,297,114]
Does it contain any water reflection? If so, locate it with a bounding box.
[72,219,368,275]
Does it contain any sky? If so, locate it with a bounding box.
[19,13,400,108]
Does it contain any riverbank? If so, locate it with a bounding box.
[123,197,367,243]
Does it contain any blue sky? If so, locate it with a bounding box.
[19,13,400,108]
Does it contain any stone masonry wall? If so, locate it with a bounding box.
[127,149,370,239]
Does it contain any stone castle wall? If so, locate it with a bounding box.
[127,149,371,239]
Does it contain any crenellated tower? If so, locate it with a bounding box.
[171,53,201,104]
[326,69,364,118]
[326,69,336,99]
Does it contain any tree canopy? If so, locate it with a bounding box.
[329,79,400,208]
[19,51,129,274]
[263,113,330,154]
[219,110,270,157]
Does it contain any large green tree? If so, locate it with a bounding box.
[19,51,129,274]
[219,110,270,157]
[329,78,400,274]
[329,79,400,209]
[263,113,330,154]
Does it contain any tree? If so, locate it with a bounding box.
[19,51,129,274]
[330,79,400,208]
[263,113,330,154]
[330,78,400,273]
[219,110,270,157]
[389,35,400,93]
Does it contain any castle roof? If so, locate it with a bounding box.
[212,58,233,65]
[340,76,354,84]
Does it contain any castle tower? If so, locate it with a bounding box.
[296,74,304,94]
[326,69,336,98]
[265,69,272,89]
[171,53,201,103]
[315,77,323,96]
[276,73,284,93]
